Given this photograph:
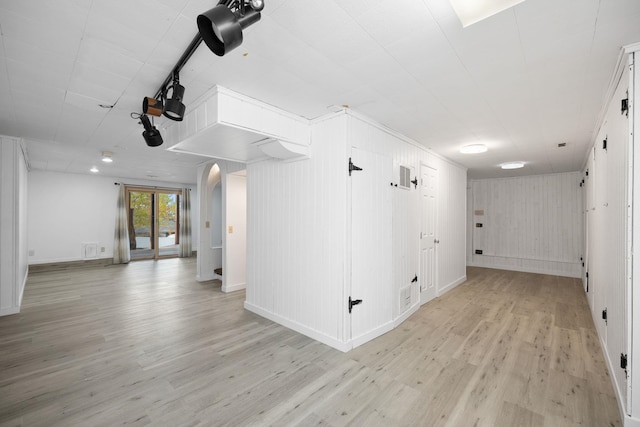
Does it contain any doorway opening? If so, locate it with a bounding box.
[126,187,181,260]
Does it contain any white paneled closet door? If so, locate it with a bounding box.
[420,164,437,304]
[349,147,393,343]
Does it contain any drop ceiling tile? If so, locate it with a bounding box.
[84,14,160,62]
[3,38,75,90]
[0,8,85,59]
[76,38,144,82]
[352,0,438,48]
[69,61,133,105]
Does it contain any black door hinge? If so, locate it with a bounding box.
[348,296,362,313]
[411,275,418,283]
[603,137,608,151]
[621,353,628,370]
[602,308,607,325]
[622,94,629,116]
[348,158,362,176]
[586,271,589,292]
[411,177,418,189]
[475,249,483,255]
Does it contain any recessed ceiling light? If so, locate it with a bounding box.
[448,0,525,27]
[500,161,525,170]
[101,151,113,163]
[460,144,488,154]
[90,166,99,173]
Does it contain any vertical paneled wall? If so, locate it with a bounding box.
[246,114,349,349]
[245,111,467,351]
[0,136,28,316]
[435,157,468,294]
[586,54,632,418]
[469,173,583,277]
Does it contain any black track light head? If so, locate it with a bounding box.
[197,1,263,56]
[140,114,164,147]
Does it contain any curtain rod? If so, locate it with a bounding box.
[114,182,191,191]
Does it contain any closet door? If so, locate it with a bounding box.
[349,147,393,345]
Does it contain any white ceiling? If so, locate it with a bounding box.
[1,0,639,183]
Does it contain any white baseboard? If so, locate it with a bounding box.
[625,415,640,427]
[394,302,420,328]
[351,320,395,350]
[438,275,467,296]
[467,262,581,278]
[222,282,246,293]
[244,301,351,352]
[0,306,19,316]
[197,274,215,282]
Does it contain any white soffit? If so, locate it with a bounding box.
[448,0,525,27]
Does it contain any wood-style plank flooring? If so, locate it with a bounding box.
[0,260,621,426]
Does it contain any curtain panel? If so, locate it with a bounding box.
[113,184,131,264]
[179,188,192,257]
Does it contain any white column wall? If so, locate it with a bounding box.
[0,137,28,316]
[245,113,349,350]
[245,111,467,351]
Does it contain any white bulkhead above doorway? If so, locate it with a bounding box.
[164,86,311,163]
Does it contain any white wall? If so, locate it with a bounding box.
[246,111,467,351]
[0,136,28,316]
[223,173,246,292]
[28,171,197,264]
[196,160,244,283]
[468,172,583,278]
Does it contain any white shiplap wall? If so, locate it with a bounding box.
[585,52,632,418]
[0,136,28,316]
[246,110,467,351]
[246,114,349,350]
[469,173,583,278]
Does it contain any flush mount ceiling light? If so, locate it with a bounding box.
[460,144,488,154]
[140,114,164,147]
[162,73,186,121]
[90,166,99,173]
[448,0,525,27]
[198,0,264,56]
[101,151,113,163]
[500,161,525,170]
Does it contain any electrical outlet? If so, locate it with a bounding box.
[228,225,234,234]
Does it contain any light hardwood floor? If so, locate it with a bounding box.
[0,260,621,426]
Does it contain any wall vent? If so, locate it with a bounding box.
[399,165,411,190]
[82,243,98,259]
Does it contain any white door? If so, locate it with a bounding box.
[350,148,393,342]
[420,165,437,305]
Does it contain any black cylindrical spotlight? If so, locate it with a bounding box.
[163,78,186,121]
[197,4,261,56]
[140,114,164,147]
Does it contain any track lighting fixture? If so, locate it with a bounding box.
[197,0,264,56]
[142,97,164,117]
[163,74,186,121]
[140,114,164,147]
